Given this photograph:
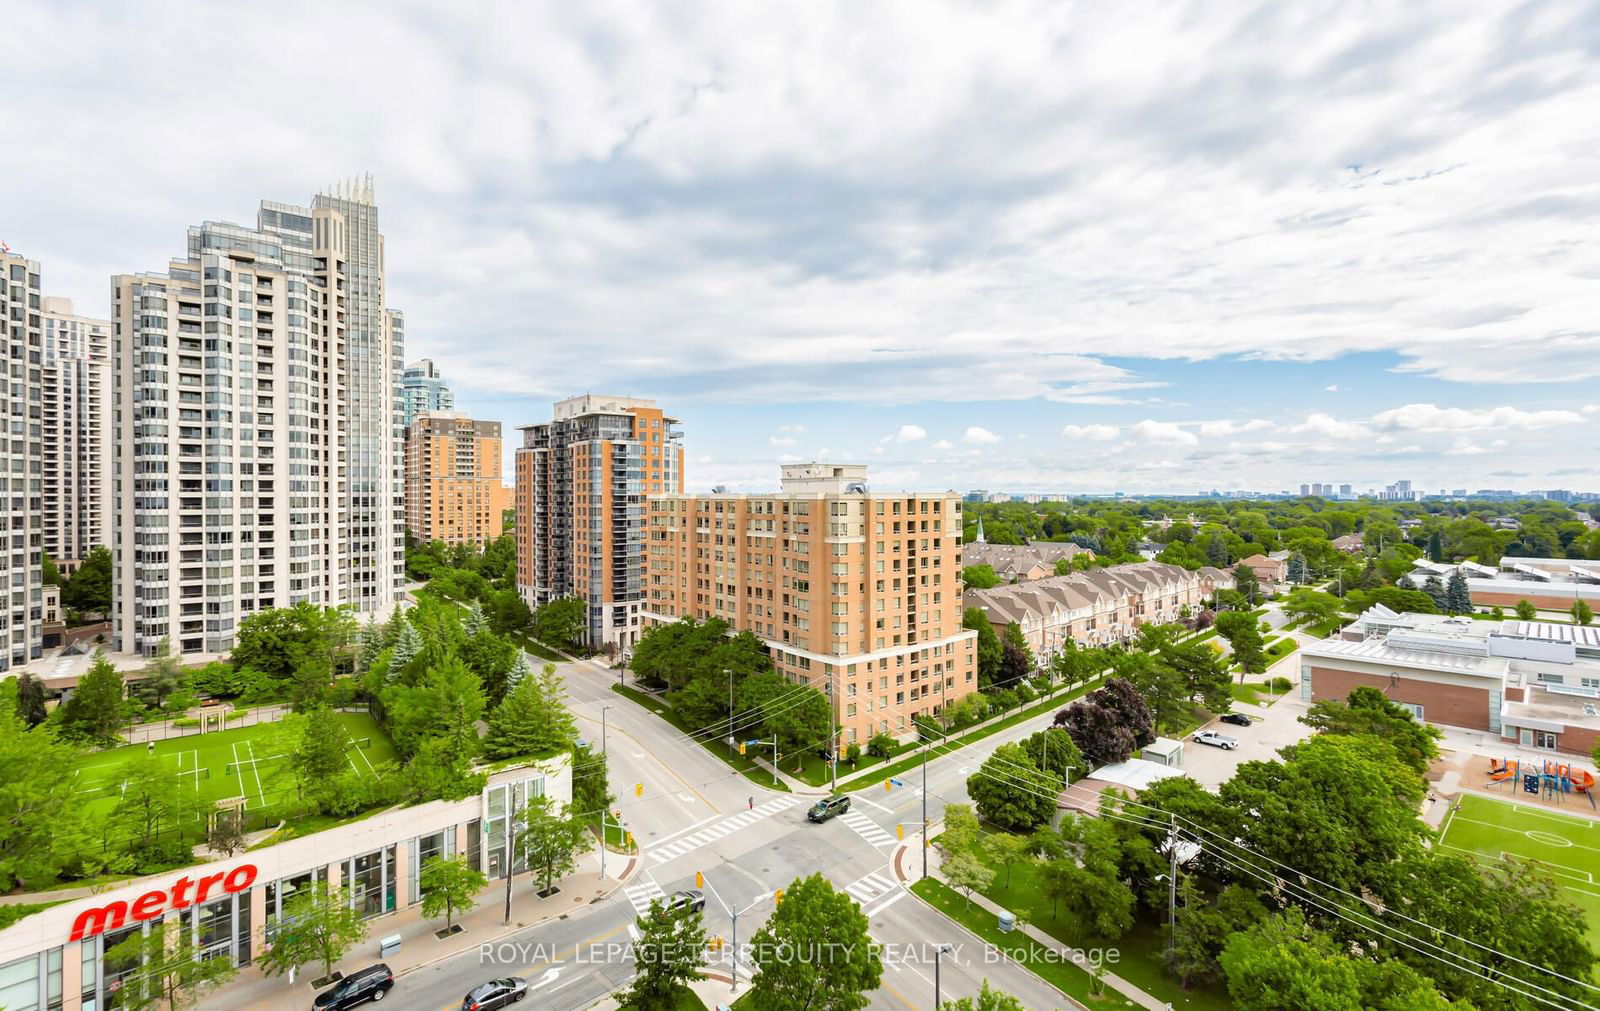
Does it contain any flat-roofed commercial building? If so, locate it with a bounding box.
[644,463,976,745]
[0,756,569,1011]
[1302,607,1600,756]
[0,251,44,672]
[404,411,508,545]
[516,395,683,650]
[1410,557,1600,614]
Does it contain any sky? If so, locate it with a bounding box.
[5,1,1599,495]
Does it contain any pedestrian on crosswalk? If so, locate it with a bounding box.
[748,796,753,810]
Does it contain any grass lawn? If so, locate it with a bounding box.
[1263,637,1298,662]
[969,845,1232,1011]
[619,983,707,1009]
[610,684,790,792]
[836,677,1107,793]
[1229,681,1262,705]
[72,711,396,834]
[910,877,1140,1009]
[1438,793,1600,951]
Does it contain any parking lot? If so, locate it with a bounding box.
[1176,687,1315,789]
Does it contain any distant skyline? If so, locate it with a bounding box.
[5,1,1598,494]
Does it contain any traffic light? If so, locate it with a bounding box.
[696,870,704,889]
[896,824,904,840]
[710,935,723,952]
[635,783,643,798]
[884,778,891,793]
[774,888,784,905]
[626,831,635,847]
[739,741,747,755]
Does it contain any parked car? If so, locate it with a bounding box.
[662,889,706,914]
[807,795,852,822]
[1219,713,1253,727]
[1193,730,1239,750]
[313,964,394,1009]
[461,977,528,1009]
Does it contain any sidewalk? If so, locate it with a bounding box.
[221,849,633,1010]
[897,838,1167,1011]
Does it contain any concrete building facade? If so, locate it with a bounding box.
[401,357,453,426]
[404,411,508,545]
[643,463,977,745]
[0,252,45,673]
[111,183,405,657]
[41,297,112,573]
[515,395,683,650]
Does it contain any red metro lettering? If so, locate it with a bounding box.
[68,864,258,942]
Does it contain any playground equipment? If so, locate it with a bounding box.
[1486,757,1597,809]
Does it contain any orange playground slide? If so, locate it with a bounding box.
[1562,766,1596,792]
[1487,759,1518,782]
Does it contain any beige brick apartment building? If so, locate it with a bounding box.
[643,463,977,746]
[404,411,509,545]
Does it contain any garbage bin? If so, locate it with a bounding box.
[997,910,1015,932]
[379,934,402,958]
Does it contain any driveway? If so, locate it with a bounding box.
[1177,691,1314,789]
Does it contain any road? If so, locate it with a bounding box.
[393,654,1081,1010]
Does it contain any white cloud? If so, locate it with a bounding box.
[1197,419,1274,439]
[1445,437,1489,456]
[1130,420,1198,446]
[882,424,926,443]
[932,439,954,449]
[769,435,797,446]
[1324,385,1340,392]
[1059,424,1119,441]
[1585,405,1600,415]
[1372,403,1584,432]
[1289,412,1368,440]
[962,427,1002,445]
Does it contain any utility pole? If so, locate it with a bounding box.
[600,706,612,880]
[935,943,949,1008]
[1166,812,1178,959]
[503,786,521,925]
[921,731,930,879]
[725,668,734,758]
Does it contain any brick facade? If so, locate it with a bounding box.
[1307,665,1493,733]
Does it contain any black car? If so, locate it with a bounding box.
[807,795,851,822]
[1219,713,1253,727]
[462,976,529,1010]
[313,964,394,1009]
[662,889,706,914]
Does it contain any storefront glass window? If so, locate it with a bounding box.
[0,953,40,1011]
[199,897,232,960]
[81,941,98,1011]
[351,850,385,918]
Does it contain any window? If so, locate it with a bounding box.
[1396,702,1423,720]
[1536,730,1559,750]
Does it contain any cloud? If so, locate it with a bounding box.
[1289,412,1369,440]
[1324,385,1340,392]
[932,439,953,449]
[1130,420,1198,447]
[1583,406,1599,415]
[962,427,1002,445]
[1197,419,1274,439]
[777,424,807,434]
[1371,404,1584,432]
[769,435,797,446]
[1059,424,1119,441]
[882,424,926,443]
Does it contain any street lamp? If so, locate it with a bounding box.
[600,706,613,880]
[934,943,951,1008]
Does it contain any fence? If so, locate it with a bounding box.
[116,703,293,746]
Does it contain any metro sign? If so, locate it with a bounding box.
[69,864,259,942]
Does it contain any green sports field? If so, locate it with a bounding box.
[1439,793,1600,948]
[71,711,397,834]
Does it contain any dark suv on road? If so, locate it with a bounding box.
[313,964,394,1009]
[808,795,851,822]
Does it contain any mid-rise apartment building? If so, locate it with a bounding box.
[402,357,453,426]
[112,181,405,657]
[404,411,510,545]
[41,297,112,573]
[0,251,44,672]
[515,395,682,650]
[644,463,977,745]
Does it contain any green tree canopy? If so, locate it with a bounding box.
[746,873,882,1011]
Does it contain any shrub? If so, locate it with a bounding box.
[172,717,201,729]
[867,733,897,760]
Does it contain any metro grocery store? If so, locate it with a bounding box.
[0,757,569,1011]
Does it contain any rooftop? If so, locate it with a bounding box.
[1302,636,1511,680]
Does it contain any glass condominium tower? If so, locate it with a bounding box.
[112,178,404,657]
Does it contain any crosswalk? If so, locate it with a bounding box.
[844,870,898,906]
[622,880,664,916]
[646,796,804,866]
[839,810,898,849]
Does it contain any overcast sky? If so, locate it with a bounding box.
[5,1,1598,494]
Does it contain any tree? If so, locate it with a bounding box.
[390,617,422,673]
[14,672,47,727]
[1019,727,1082,785]
[962,563,1001,589]
[747,873,882,1011]
[1301,686,1441,774]
[984,832,1034,889]
[59,652,126,744]
[394,734,487,805]
[140,637,185,708]
[622,898,708,1010]
[1286,552,1307,584]
[967,743,1058,831]
[420,854,488,932]
[483,662,577,759]
[1049,814,1135,940]
[290,707,351,806]
[1087,677,1155,749]
[1231,562,1260,604]
[1166,875,1224,989]
[1281,588,1340,630]
[963,608,1003,689]
[383,655,486,760]
[1001,622,1035,672]
[111,751,207,868]
[571,741,613,825]
[207,808,247,857]
[944,980,1027,1011]
[532,596,587,650]
[1422,575,1448,611]
[1573,599,1593,626]
[0,710,89,890]
[867,732,897,760]
[259,882,369,984]
[63,545,112,614]
[517,794,591,896]
[1427,529,1444,562]
[1515,598,1537,620]
[1054,699,1135,766]
[1050,638,1102,692]
[1206,533,1229,567]
[1215,611,1266,678]
[997,642,1032,690]
[462,630,519,707]
[1444,570,1472,615]
[943,848,995,911]
[939,803,980,855]
[105,919,236,1009]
